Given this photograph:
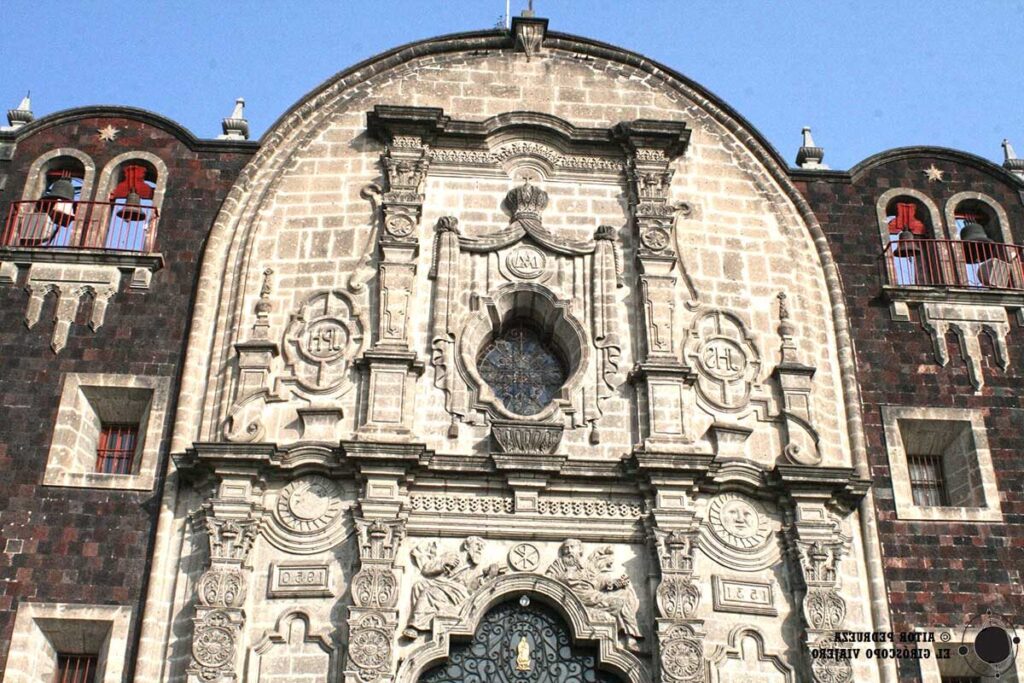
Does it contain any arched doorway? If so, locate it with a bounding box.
[418,598,624,683]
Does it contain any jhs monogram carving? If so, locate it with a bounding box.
[700,340,745,379]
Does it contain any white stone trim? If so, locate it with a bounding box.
[43,372,171,491]
[880,405,1003,522]
[19,148,98,202]
[944,191,1015,245]
[5,602,132,683]
[95,150,170,210]
[875,187,947,243]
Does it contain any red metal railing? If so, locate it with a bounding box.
[882,238,1024,291]
[2,199,159,253]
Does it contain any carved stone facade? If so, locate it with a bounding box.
[3,12,1023,683]
[153,20,886,682]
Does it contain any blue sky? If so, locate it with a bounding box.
[3,1,1022,169]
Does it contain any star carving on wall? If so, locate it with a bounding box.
[923,164,945,182]
[97,125,120,142]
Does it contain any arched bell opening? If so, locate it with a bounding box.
[417,597,626,683]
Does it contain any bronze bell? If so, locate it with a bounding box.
[38,176,77,227]
[892,228,920,257]
[116,188,148,222]
[959,222,991,243]
[960,222,995,264]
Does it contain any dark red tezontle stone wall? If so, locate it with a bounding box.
[795,151,1024,679]
[0,110,256,676]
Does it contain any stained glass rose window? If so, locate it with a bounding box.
[478,323,568,415]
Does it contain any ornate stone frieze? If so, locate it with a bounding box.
[409,494,514,515]
[545,539,643,651]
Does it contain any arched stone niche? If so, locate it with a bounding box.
[398,573,646,683]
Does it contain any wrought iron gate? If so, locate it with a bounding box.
[419,599,623,683]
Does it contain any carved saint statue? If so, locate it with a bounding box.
[516,636,531,671]
[403,536,504,638]
[545,539,644,651]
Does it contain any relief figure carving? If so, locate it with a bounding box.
[403,536,503,638]
[545,539,643,651]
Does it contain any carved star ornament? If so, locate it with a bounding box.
[923,164,945,182]
[97,125,120,141]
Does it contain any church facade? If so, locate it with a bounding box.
[0,16,1022,683]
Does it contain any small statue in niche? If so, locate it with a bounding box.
[403,536,504,638]
[545,539,644,651]
[516,636,531,671]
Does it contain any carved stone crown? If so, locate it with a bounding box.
[505,180,548,221]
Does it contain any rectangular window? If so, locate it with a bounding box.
[907,453,948,507]
[95,423,138,475]
[54,653,98,683]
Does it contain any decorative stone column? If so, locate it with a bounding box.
[650,521,706,683]
[187,508,259,683]
[344,516,406,683]
[359,108,445,437]
[783,503,854,683]
[615,121,695,452]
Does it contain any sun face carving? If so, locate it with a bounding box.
[275,476,343,534]
[708,493,770,551]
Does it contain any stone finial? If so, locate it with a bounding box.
[795,126,826,169]
[251,268,273,339]
[6,92,34,130]
[219,97,249,140]
[1002,139,1024,179]
[777,291,799,363]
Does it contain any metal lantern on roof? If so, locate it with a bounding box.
[37,172,77,227]
[111,164,153,222]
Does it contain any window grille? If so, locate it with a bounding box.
[55,653,98,683]
[907,453,948,507]
[95,423,138,475]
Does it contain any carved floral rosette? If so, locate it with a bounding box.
[660,624,705,683]
[348,613,394,682]
[190,609,239,681]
